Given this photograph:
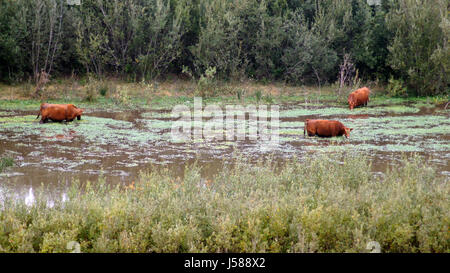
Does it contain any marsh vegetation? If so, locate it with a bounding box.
[0,154,448,253]
[0,0,448,253]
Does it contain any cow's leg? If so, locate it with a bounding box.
[77,115,81,120]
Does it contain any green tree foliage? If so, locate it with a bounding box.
[386,0,449,96]
[190,0,249,79]
[251,1,284,79]
[365,1,393,81]
[0,1,26,82]
[0,0,70,82]
[0,0,448,95]
[281,11,337,85]
[74,0,186,80]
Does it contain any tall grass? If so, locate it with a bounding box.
[0,154,448,253]
[0,157,13,173]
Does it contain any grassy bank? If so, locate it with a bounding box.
[0,154,448,253]
[0,78,448,111]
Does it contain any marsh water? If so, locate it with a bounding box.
[0,101,449,202]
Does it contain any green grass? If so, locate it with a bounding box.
[1,84,445,111]
[0,157,14,173]
[0,154,447,253]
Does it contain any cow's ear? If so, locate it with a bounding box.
[350,128,353,131]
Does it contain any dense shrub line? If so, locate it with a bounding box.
[0,0,448,96]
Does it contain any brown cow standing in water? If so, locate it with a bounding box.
[304,119,353,138]
[36,103,83,124]
[348,87,370,110]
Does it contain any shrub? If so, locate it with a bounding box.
[83,82,98,102]
[0,154,448,253]
[98,85,108,97]
[112,87,131,105]
[255,89,262,102]
[386,77,408,97]
[386,0,449,96]
[195,67,217,98]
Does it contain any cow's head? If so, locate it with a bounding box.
[348,95,356,110]
[344,127,353,138]
[76,108,83,120]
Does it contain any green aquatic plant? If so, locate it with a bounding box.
[0,115,162,148]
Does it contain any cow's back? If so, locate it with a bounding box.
[315,120,341,137]
[305,119,343,137]
[355,87,370,103]
[42,104,68,121]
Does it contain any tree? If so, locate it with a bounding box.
[312,0,375,80]
[135,0,187,80]
[0,1,26,82]
[28,0,65,85]
[190,0,248,79]
[386,0,449,96]
[281,11,337,85]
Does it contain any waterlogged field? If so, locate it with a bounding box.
[0,96,449,253]
[0,99,449,202]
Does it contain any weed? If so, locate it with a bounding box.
[0,156,14,173]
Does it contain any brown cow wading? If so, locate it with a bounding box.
[304,119,353,138]
[348,87,370,110]
[36,103,84,124]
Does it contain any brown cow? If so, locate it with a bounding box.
[304,119,353,138]
[36,103,83,124]
[348,87,370,110]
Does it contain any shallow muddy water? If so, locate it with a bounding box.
[0,102,449,202]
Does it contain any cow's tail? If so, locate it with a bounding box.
[304,119,310,136]
[36,102,45,119]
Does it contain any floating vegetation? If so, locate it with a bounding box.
[0,100,448,194]
[0,115,161,148]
